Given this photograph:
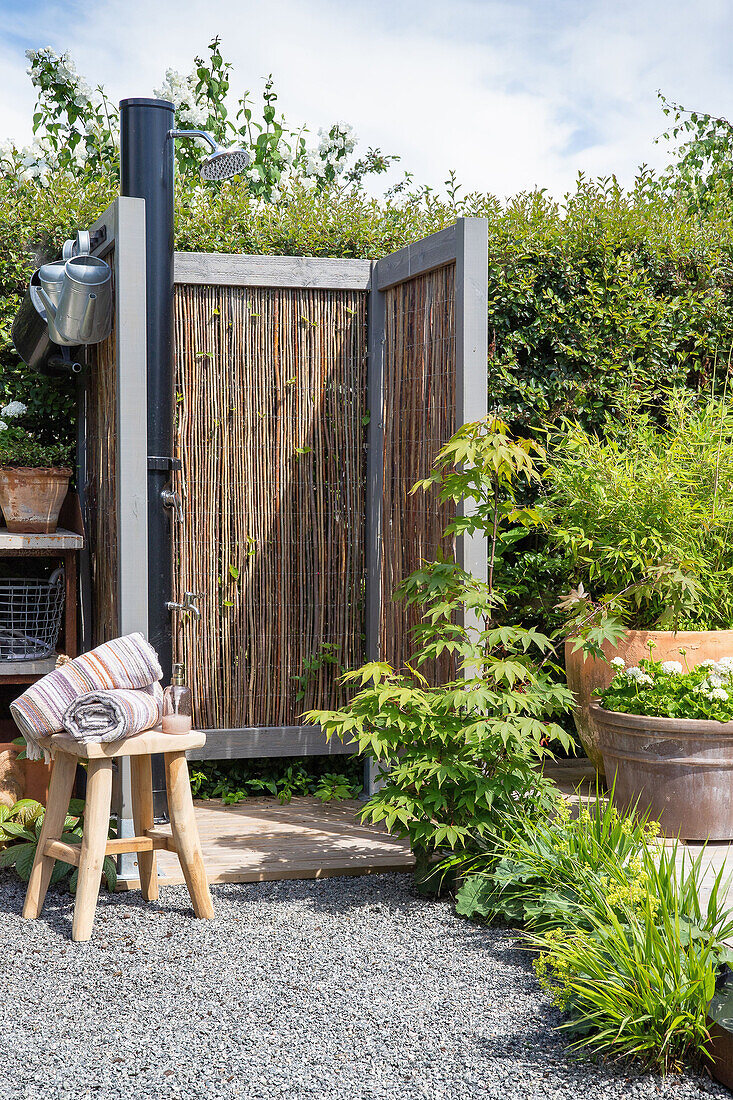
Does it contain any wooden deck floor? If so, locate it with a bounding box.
[117,796,415,890]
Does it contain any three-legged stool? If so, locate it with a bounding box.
[22,728,214,941]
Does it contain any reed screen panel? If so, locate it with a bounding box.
[173,284,368,729]
[380,263,456,680]
[86,263,119,646]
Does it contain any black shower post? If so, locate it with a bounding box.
[119,97,176,820]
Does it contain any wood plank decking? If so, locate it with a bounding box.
[117,796,415,890]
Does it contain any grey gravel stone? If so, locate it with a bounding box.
[0,870,728,1099]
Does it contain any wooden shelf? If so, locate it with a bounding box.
[0,528,83,552]
[0,656,58,683]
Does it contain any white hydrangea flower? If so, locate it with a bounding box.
[610,656,625,668]
[708,674,725,688]
[1,401,27,419]
[700,659,717,668]
[661,660,683,675]
[718,657,733,672]
[624,666,645,680]
[710,688,729,701]
[637,673,653,686]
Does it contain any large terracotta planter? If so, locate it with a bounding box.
[590,703,733,840]
[0,466,71,534]
[565,630,733,773]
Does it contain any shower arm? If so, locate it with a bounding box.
[167,129,218,151]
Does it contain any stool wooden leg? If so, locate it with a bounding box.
[23,752,77,920]
[130,754,158,902]
[165,751,214,919]
[72,758,113,942]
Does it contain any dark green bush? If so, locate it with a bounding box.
[3,172,733,458]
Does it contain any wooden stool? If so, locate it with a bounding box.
[22,728,214,941]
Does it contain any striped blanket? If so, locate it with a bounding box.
[11,633,163,760]
[62,682,164,746]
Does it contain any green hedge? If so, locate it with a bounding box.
[2,174,733,448]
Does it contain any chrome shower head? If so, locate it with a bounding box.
[168,129,250,181]
[200,146,250,181]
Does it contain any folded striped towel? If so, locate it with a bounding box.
[11,633,163,760]
[62,682,164,746]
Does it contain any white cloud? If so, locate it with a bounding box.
[0,0,731,198]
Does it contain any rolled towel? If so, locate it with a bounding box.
[11,633,163,760]
[62,682,164,746]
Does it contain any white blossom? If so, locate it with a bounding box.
[154,68,208,129]
[610,656,625,668]
[710,687,729,702]
[1,402,27,419]
[0,421,8,431]
[661,660,683,675]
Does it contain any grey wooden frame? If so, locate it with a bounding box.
[90,197,148,865]
[174,252,371,290]
[363,218,489,792]
[103,223,488,768]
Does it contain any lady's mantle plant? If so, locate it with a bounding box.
[308,418,581,874]
[0,399,70,468]
[598,653,733,722]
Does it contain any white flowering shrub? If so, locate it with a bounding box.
[599,653,733,721]
[2,37,398,201]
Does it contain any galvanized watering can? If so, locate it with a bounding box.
[37,255,112,347]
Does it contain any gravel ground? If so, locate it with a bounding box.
[0,871,728,1100]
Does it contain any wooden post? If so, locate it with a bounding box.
[454,217,489,586]
[364,262,384,797]
[113,195,149,878]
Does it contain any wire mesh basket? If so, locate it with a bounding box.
[0,567,65,661]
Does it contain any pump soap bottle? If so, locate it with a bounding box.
[162,662,193,734]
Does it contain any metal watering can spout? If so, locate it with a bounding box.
[37,285,58,322]
[79,292,97,342]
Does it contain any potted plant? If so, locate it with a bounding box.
[590,652,733,840]
[0,400,72,533]
[543,392,733,771]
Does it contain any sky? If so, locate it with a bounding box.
[0,0,731,199]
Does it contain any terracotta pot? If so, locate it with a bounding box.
[0,741,23,808]
[565,630,733,774]
[21,758,52,805]
[0,466,71,534]
[590,703,733,840]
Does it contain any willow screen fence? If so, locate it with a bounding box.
[85,213,488,775]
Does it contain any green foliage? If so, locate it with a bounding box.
[455,790,733,1072]
[0,796,116,892]
[293,643,342,703]
[651,94,733,212]
[544,392,733,630]
[308,418,578,867]
[454,788,662,930]
[0,400,71,467]
[12,40,397,201]
[188,755,362,805]
[529,849,733,1074]
[599,652,733,721]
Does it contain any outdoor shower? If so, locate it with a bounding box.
[119,99,249,818]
